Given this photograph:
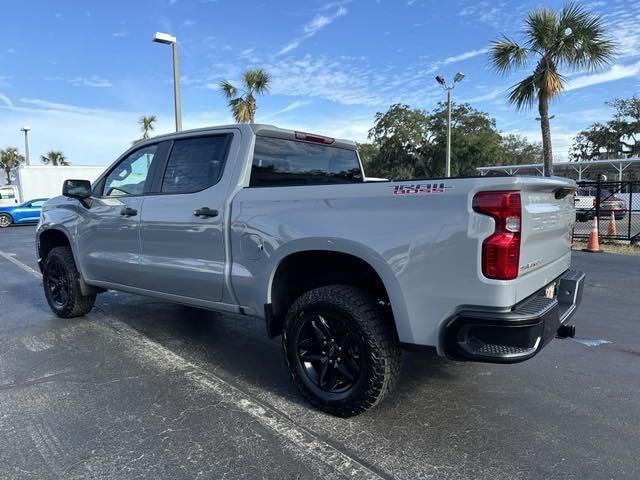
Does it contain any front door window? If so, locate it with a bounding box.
[103,145,158,197]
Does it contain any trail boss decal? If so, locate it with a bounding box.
[392,183,451,195]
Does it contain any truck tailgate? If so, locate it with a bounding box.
[516,178,576,301]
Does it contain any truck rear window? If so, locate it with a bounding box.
[250,137,363,187]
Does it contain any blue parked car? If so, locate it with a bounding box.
[0,198,48,228]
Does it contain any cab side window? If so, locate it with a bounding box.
[103,145,158,197]
[160,135,230,194]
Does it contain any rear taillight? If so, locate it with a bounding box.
[473,191,521,280]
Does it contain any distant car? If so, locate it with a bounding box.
[574,188,626,222]
[0,198,48,228]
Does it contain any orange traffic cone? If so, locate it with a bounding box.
[583,216,603,253]
[606,211,617,237]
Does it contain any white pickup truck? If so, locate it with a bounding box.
[36,124,585,416]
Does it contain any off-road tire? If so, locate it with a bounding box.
[43,246,96,318]
[283,285,401,417]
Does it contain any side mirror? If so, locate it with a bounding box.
[63,179,92,200]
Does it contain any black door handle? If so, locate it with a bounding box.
[194,207,219,218]
[120,207,138,217]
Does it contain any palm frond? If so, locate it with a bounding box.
[525,7,558,52]
[507,74,538,110]
[489,37,529,74]
[40,150,68,166]
[219,80,238,99]
[554,2,616,70]
[244,68,270,94]
[229,98,253,123]
[538,67,566,97]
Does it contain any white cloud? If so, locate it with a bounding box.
[315,1,351,11]
[278,41,300,55]
[566,61,640,91]
[604,2,640,58]
[47,76,113,88]
[0,93,13,107]
[71,76,112,88]
[442,47,488,65]
[465,87,504,103]
[277,6,348,55]
[421,46,489,75]
[304,15,332,34]
[457,1,516,29]
[112,31,129,38]
[277,100,312,114]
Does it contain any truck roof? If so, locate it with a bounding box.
[139,123,357,151]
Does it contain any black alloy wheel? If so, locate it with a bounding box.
[45,257,72,309]
[295,311,362,393]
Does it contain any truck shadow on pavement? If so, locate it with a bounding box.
[94,293,461,414]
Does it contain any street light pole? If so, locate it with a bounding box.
[20,126,30,165]
[171,41,182,132]
[446,88,452,178]
[435,73,465,177]
[153,32,182,132]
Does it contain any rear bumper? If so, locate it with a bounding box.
[443,269,585,363]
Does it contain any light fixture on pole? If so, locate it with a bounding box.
[152,32,182,132]
[20,126,31,166]
[435,72,465,177]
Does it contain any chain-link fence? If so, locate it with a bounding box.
[573,180,640,242]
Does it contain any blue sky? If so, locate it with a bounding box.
[1,0,639,167]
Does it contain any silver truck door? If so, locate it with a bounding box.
[137,133,233,302]
[77,143,162,287]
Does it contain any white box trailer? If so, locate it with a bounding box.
[13,165,106,203]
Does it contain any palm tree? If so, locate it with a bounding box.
[139,115,157,140]
[41,151,70,166]
[0,147,25,184]
[219,68,270,123]
[489,2,615,176]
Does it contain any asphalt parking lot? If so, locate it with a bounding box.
[1,225,639,480]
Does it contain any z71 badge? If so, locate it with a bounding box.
[392,183,451,195]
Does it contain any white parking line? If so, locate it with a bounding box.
[0,250,385,480]
[0,251,42,279]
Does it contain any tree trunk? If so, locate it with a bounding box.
[4,168,10,184]
[538,94,553,177]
